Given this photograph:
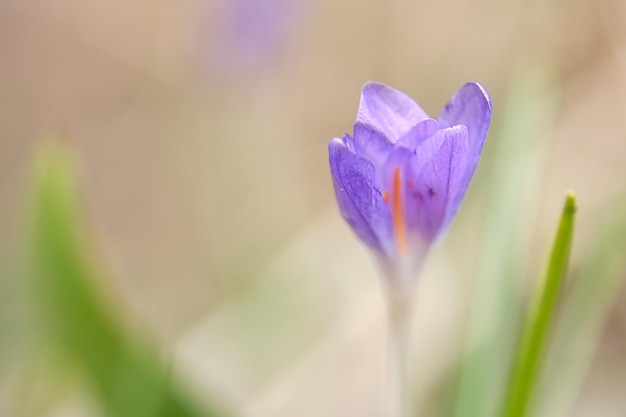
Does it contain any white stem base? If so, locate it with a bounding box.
[385,288,416,417]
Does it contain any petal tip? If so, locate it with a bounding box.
[438,81,493,140]
[362,80,388,91]
[461,81,493,114]
[360,81,398,103]
[328,136,345,148]
[357,81,430,143]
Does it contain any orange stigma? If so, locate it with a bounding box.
[391,167,407,254]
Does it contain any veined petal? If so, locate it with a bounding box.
[329,138,394,256]
[356,81,430,143]
[395,118,442,151]
[438,82,491,216]
[406,125,469,241]
[352,124,393,172]
[438,82,491,169]
[441,128,470,232]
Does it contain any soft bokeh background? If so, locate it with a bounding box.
[1,0,625,416]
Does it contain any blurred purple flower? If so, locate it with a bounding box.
[194,0,303,77]
[329,82,491,273]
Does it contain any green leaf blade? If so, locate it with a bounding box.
[537,194,626,417]
[502,191,577,417]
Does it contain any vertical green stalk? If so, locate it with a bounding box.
[501,192,577,417]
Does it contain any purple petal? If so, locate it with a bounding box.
[438,81,491,172]
[352,124,393,172]
[406,125,470,241]
[395,118,442,151]
[328,138,394,256]
[438,82,491,221]
[440,129,470,232]
[356,82,430,143]
[340,133,356,152]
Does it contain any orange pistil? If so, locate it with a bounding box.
[382,190,389,202]
[391,167,407,254]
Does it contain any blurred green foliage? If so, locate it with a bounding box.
[23,142,223,417]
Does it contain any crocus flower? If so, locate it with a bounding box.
[329,82,491,282]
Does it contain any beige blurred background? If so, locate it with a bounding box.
[1,0,626,416]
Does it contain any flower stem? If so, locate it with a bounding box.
[385,288,415,417]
